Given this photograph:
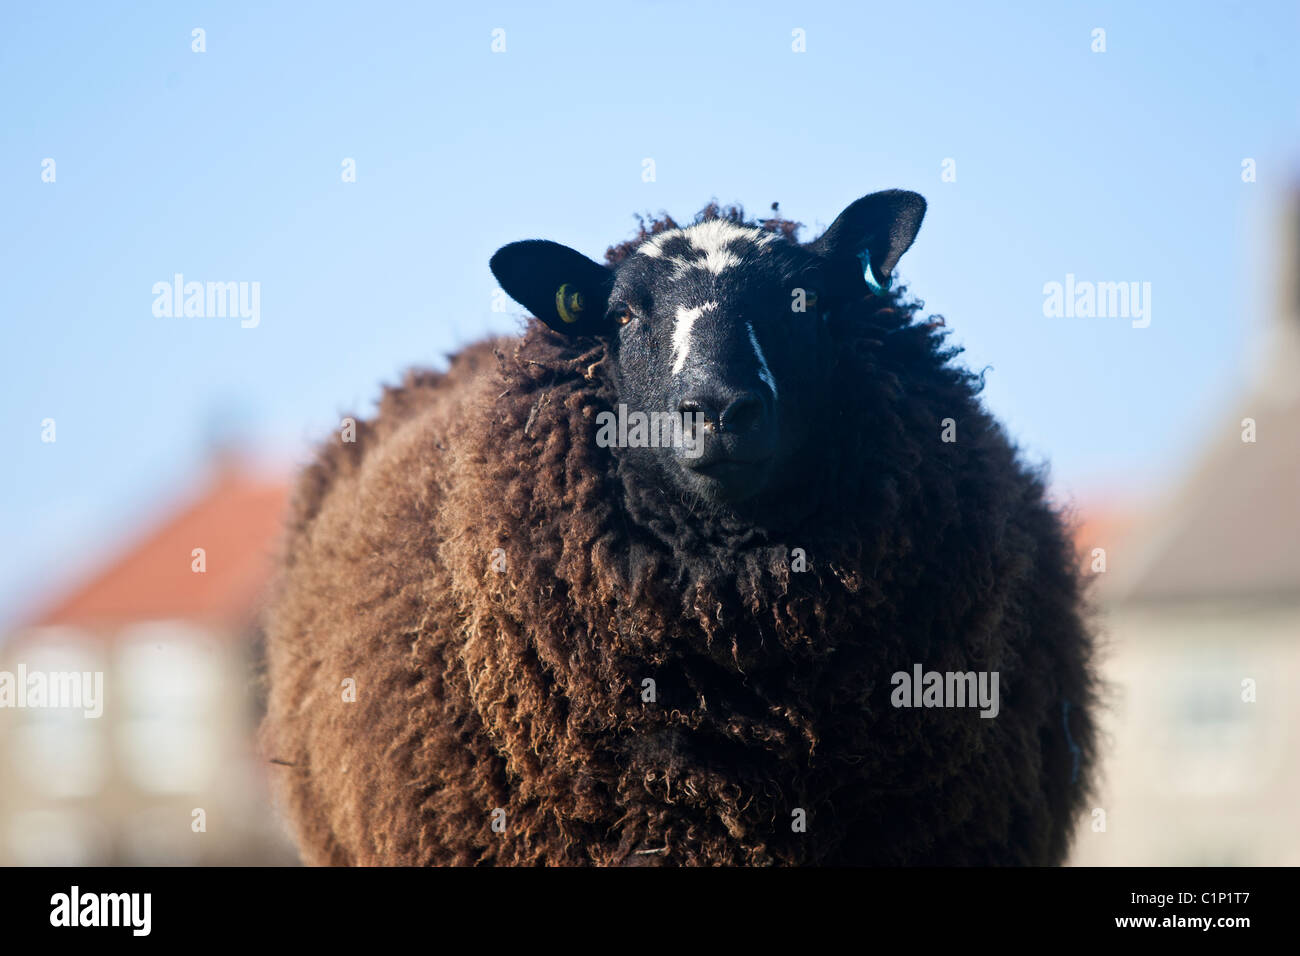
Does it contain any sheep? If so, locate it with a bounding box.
[260,190,1097,866]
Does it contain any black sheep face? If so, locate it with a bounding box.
[490,190,926,504]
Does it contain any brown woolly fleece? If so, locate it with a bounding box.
[261,209,1097,867]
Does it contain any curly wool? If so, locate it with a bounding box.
[260,209,1097,866]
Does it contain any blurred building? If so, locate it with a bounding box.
[0,457,298,865]
[1070,192,1300,865]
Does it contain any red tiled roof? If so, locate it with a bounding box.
[29,463,290,633]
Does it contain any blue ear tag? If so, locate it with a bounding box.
[858,248,892,294]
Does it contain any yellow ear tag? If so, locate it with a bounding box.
[555,284,584,324]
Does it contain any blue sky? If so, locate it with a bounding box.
[2,0,1297,624]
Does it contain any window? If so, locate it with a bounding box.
[116,623,223,794]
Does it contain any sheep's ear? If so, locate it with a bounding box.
[490,240,614,336]
[807,190,926,291]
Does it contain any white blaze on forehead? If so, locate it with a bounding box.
[635,221,775,275]
[746,322,778,399]
[671,301,717,375]
[685,220,753,274]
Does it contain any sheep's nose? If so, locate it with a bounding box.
[719,393,764,434]
[678,389,769,435]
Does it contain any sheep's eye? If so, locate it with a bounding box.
[611,305,635,326]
